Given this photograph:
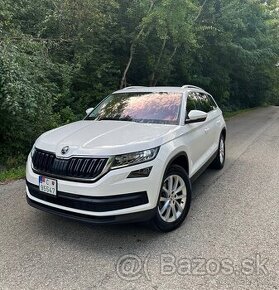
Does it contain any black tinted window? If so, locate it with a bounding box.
[186,93,197,112]
[186,92,201,117]
[187,92,216,115]
[196,93,217,113]
[197,94,210,113]
[207,94,217,110]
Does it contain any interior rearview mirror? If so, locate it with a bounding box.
[185,110,207,124]
[86,107,94,115]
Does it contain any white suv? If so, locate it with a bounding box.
[26,85,226,231]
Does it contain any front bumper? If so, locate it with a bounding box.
[26,195,156,224]
[26,152,165,223]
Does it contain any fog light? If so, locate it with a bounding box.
[127,167,152,178]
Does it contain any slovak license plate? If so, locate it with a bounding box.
[39,176,57,196]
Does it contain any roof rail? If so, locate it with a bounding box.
[122,86,146,90]
[181,85,204,90]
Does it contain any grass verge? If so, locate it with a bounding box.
[0,166,25,184]
[223,107,259,119]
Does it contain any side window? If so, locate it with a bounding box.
[186,92,197,113]
[197,93,216,113]
[186,92,217,117]
[207,94,217,110]
[194,93,204,111]
[186,91,203,118]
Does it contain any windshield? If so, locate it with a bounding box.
[86,92,182,125]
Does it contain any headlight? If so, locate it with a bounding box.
[31,145,36,157]
[111,147,159,169]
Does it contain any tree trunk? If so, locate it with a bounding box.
[193,0,208,23]
[120,0,155,89]
[149,0,208,87]
[149,37,167,86]
[153,44,179,86]
[120,43,136,89]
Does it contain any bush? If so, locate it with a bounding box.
[0,38,72,165]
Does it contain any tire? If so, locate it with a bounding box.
[151,164,192,232]
[210,134,225,170]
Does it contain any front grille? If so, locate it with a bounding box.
[32,148,109,181]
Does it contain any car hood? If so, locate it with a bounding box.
[35,120,180,157]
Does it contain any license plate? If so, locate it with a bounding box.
[39,176,57,196]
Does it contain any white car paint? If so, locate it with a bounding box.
[36,120,181,157]
[26,86,226,221]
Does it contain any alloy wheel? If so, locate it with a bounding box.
[158,174,187,223]
[219,137,225,164]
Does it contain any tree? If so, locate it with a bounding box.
[0,0,278,166]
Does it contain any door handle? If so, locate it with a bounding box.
[204,128,210,133]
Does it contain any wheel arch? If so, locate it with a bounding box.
[221,127,227,140]
[165,152,189,175]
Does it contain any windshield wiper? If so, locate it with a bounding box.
[97,117,133,122]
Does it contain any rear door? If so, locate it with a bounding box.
[197,93,220,158]
[207,94,223,146]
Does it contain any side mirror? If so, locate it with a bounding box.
[185,110,207,124]
[86,107,94,115]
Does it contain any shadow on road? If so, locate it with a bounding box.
[29,166,222,254]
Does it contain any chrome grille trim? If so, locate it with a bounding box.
[31,148,112,182]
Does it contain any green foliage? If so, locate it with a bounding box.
[0,37,73,161]
[0,0,278,168]
[0,166,25,183]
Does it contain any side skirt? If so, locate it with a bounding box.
[190,150,218,183]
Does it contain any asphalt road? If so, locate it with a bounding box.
[1,106,279,289]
